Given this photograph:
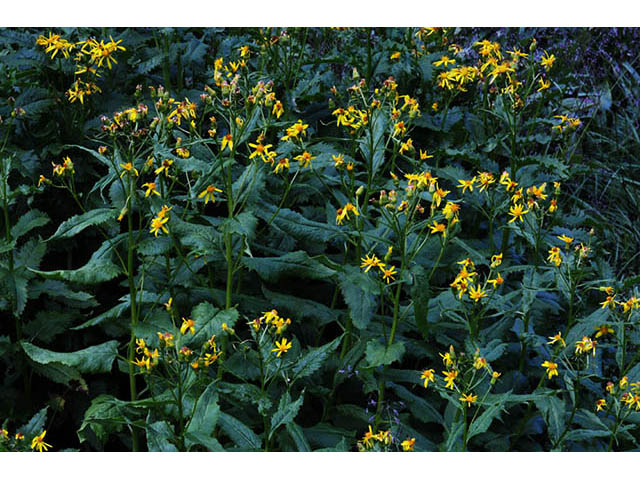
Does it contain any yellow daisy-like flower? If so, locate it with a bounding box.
[31,431,53,452]
[541,360,558,379]
[508,203,529,223]
[381,265,397,284]
[149,215,169,237]
[401,438,416,451]
[459,392,478,407]
[221,133,234,152]
[180,317,195,335]
[468,284,487,302]
[443,370,458,390]
[198,185,223,205]
[420,368,435,388]
[141,182,160,197]
[272,338,292,357]
[119,162,139,178]
[360,254,385,273]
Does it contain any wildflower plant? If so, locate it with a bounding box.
[1,27,640,453]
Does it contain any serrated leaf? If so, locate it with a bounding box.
[269,390,304,438]
[534,395,566,443]
[243,251,336,282]
[30,257,121,284]
[365,340,405,367]
[11,209,49,240]
[19,406,48,437]
[190,303,238,345]
[292,336,342,381]
[286,422,311,452]
[48,208,116,241]
[218,412,261,450]
[467,394,509,441]
[146,420,178,452]
[185,383,220,448]
[339,267,378,330]
[21,340,118,374]
[31,361,86,388]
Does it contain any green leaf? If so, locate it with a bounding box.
[243,251,337,282]
[217,412,261,450]
[11,209,49,240]
[269,390,305,438]
[19,406,49,437]
[339,267,378,330]
[185,383,220,448]
[261,286,339,326]
[365,340,405,367]
[534,395,566,443]
[258,206,343,243]
[31,361,87,389]
[30,257,121,284]
[467,394,509,441]
[190,303,238,344]
[563,428,611,443]
[48,208,116,241]
[286,422,311,452]
[146,419,178,452]
[390,383,443,424]
[21,340,118,374]
[292,336,342,381]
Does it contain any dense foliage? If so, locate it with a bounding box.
[1,27,640,452]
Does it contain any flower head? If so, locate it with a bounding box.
[31,431,52,452]
[272,338,292,357]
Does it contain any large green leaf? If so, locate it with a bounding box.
[292,336,342,381]
[217,412,261,450]
[185,383,220,450]
[269,390,305,438]
[243,251,337,282]
[21,340,119,374]
[11,209,49,240]
[339,267,378,330]
[48,208,116,241]
[29,257,121,284]
[365,340,405,367]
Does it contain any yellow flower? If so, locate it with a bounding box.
[490,253,503,268]
[541,360,558,379]
[198,185,223,205]
[336,202,359,225]
[31,431,52,452]
[381,265,397,284]
[474,357,487,370]
[149,215,169,236]
[457,178,475,193]
[221,133,234,152]
[459,392,478,407]
[272,338,292,357]
[433,55,456,67]
[440,351,455,367]
[361,254,385,273]
[540,50,556,70]
[537,77,551,92]
[272,100,284,119]
[468,284,487,302]
[547,332,566,347]
[575,336,596,356]
[157,332,175,347]
[390,51,401,60]
[508,203,529,223]
[443,370,458,390]
[595,399,607,412]
[248,142,274,161]
[141,182,160,197]
[119,162,139,178]
[421,368,435,388]
[154,159,173,177]
[274,157,290,174]
[133,356,151,370]
[594,324,614,339]
[294,151,315,169]
[547,247,562,267]
[401,438,416,451]
[557,234,574,248]
[429,221,447,237]
[180,317,195,335]
[600,295,617,310]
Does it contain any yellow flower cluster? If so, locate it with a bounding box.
[358,425,392,451]
[36,32,125,104]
